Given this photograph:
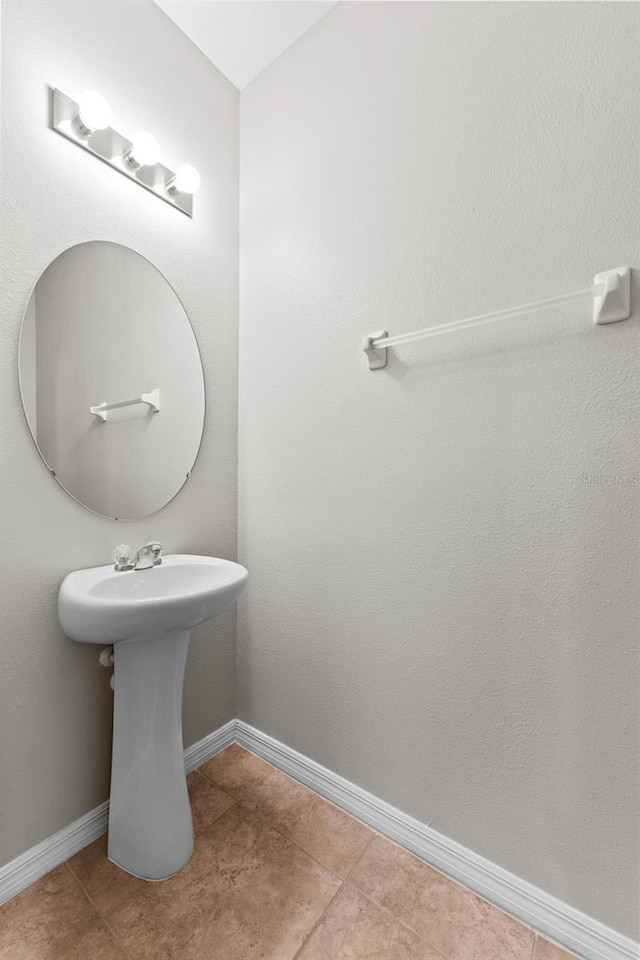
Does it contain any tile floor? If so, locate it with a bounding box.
[0,745,581,960]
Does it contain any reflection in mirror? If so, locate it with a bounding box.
[19,242,205,520]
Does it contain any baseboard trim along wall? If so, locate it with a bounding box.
[0,718,636,960]
[0,800,110,908]
[183,717,237,773]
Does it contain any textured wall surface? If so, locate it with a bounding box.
[0,0,239,865]
[238,1,640,938]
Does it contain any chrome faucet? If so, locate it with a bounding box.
[134,541,163,570]
[113,542,163,572]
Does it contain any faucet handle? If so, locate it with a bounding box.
[114,544,135,571]
[144,541,163,565]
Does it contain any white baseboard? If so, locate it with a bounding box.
[183,718,237,773]
[0,719,236,907]
[235,720,639,960]
[0,801,109,907]
[1,718,637,960]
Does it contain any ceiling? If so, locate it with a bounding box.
[155,1,337,89]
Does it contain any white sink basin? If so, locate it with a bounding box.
[59,554,248,644]
[58,554,248,882]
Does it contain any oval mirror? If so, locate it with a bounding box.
[18,241,205,520]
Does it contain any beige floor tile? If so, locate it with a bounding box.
[198,743,274,794]
[108,804,341,960]
[235,763,374,877]
[0,864,98,960]
[187,769,235,833]
[533,936,581,960]
[296,884,445,960]
[350,835,535,960]
[66,834,145,917]
[60,921,129,960]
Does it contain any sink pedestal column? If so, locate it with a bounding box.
[108,629,194,879]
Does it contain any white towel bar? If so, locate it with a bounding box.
[364,267,631,370]
[90,388,160,422]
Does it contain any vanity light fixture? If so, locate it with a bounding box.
[51,87,197,217]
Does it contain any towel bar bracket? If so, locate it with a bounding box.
[593,267,631,325]
[363,331,388,370]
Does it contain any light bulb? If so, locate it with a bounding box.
[174,164,201,195]
[74,90,111,137]
[166,163,201,196]
[123,132,160,170]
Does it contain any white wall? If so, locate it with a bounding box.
[0,0,238,866]
[238,1,639,939]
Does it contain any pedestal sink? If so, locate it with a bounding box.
[58,555,248,880]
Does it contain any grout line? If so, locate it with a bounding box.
[343,879,449,959]
[193,799,239,842]
[290,879,345,960]
[342,831,376,882]
[196,801,240,834]
[62,863,136,960]
[99,914,137,960]
[59,864,102,933]
[189,768,238,814]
